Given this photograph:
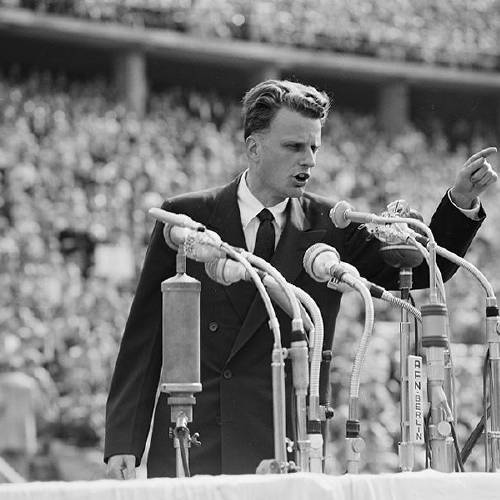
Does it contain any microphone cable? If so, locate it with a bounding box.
[459,349,490,467]
[424,410,431,469]
[174,426,191,477]
[450,421,465,472]
[409,293,420,357]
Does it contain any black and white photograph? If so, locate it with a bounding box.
[0,1,499,498]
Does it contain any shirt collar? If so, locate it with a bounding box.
[237,171,289,230]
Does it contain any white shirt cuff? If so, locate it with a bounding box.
[447,190,481,220]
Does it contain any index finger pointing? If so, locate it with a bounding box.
[465,147,498,166]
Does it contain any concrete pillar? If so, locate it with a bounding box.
[377,81,410,138]
[113,50,148,117]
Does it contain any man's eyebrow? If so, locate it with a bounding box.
[281,137,307,144]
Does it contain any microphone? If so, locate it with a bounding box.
[330,202,442,304]
[374,201,426,268]
[386,199,424,222]
[330,200,355,229]
[205,257,314,331]
[170,227,225,263]
[302,243,421,316]
[331,200,412,242]
[302,242,374,473]
[149,208,226,263]
[205,256,254,285]
[205,257,289,307]
[303,243,340,282]
[160,269,202,396]
[149,207,205,230]
[303,243,360,293]
[330,200,431,245]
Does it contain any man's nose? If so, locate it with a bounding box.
[301,148,316,168]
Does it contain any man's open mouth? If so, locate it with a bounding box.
[294,173,310,182]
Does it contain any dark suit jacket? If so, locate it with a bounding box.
[104,174,484,476]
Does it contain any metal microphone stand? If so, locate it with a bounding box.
[380,245,424,472]
[486,299,500,471]
[160,244,202,477]
[419,242,500,471]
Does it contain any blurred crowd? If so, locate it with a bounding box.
[1,0,498,70]
[0,68,498,475]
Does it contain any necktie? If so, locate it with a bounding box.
[253,208,275,261]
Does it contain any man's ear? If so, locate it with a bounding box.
[245,134,260,162]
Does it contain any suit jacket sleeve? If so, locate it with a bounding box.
[104,201,176,465]
[339,192,485,290]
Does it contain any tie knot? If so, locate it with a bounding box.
[257,208,274,223]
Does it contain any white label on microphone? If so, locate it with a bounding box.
[408,355,425,444]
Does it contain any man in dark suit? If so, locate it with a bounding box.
[104,80,497,478]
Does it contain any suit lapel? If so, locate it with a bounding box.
[206,175,256,321]
[227,197,326,362]
[206,174,247,250]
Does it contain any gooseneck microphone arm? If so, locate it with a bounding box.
[219,245,289,470]
[205,252,327,472]
[287,282,326,474]
[303,243,375,473]
[244,252,311,472]
[359,280,422,324]
[339,273,375,474]
[407,236,446,303]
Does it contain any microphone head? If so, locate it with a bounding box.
[386,199,424,223]
[330,201,354,229]
[185,229,224,262]
[163,224,188,251]
[205,258,230,285]
[379,244,424,269]
[205,257,246,285]
[303,243,340,282]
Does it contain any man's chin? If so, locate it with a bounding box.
[289,186,306,198]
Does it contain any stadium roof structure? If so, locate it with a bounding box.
[2,7,500,93]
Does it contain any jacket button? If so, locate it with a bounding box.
[208,321,219,332]
[223,369,232,380]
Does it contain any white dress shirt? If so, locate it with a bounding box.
[237,171,288,252]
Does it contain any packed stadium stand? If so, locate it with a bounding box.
[0,0,499,480]
[2,0,499,69]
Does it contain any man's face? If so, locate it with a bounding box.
[247,107,322,206]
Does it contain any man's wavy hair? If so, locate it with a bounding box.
[242,80,331,139]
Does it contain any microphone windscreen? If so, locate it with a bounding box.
[205,257,247,285]
[330,201,353,229]
[163,224,189,251]
[205,258,233,285]
[303,243,340,282]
